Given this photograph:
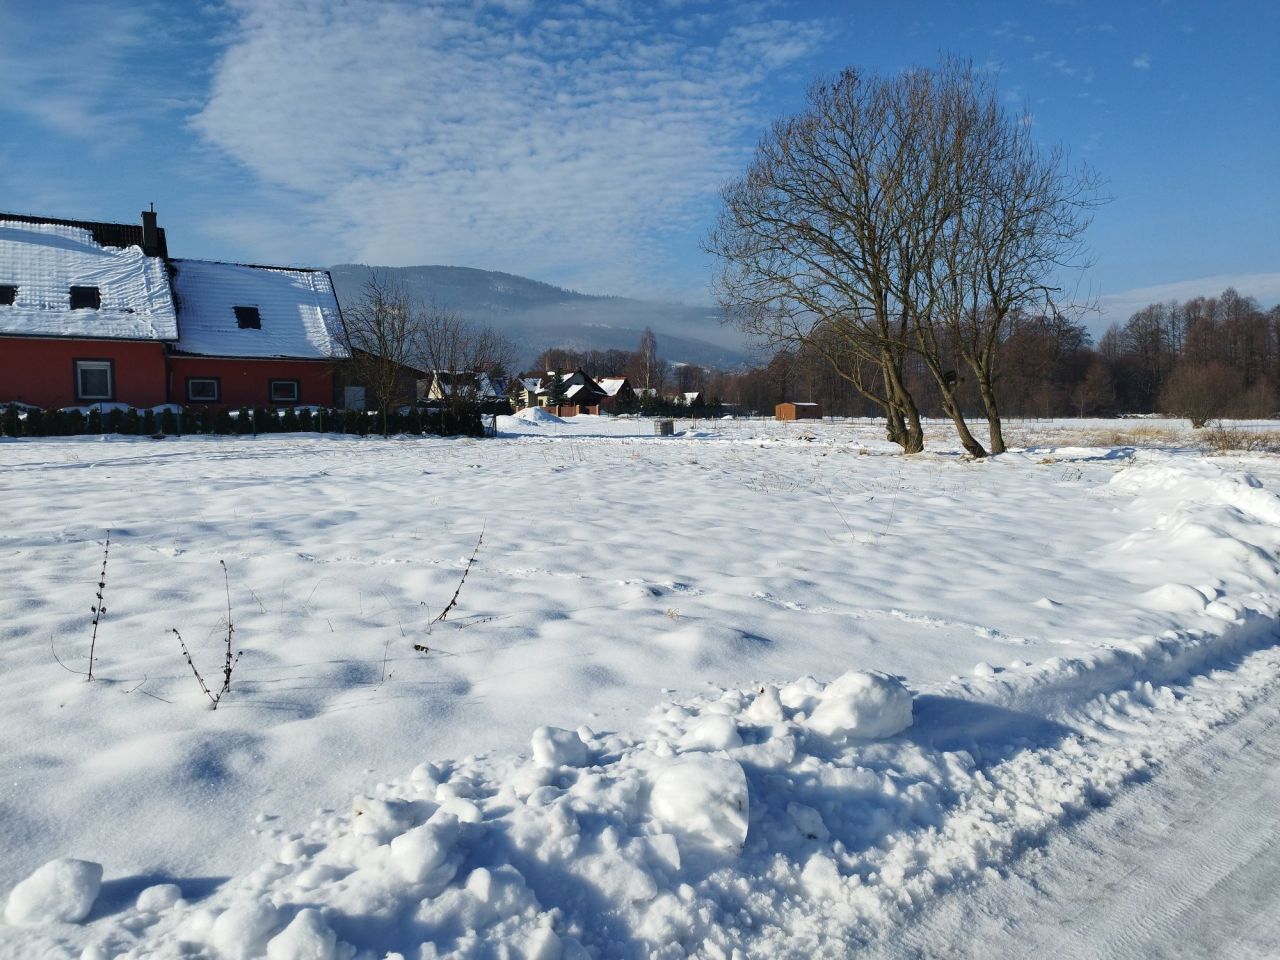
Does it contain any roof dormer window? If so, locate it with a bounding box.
[70,286,101,310]
[0,285,15,305]
[234,306,261,329]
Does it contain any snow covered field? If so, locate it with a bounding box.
[2,416,1279,958]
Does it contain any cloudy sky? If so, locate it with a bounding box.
[1,0,1276,329]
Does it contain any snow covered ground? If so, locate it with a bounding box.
[1,416,1279,958]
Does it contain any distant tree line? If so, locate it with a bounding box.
[528,287,1279,426]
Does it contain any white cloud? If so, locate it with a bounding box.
[0,2,205,146]
[1097,273,1280,328]
[1131,53,1152,69]
[191,0,827,298]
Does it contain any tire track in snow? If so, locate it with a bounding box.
[869,646,1280,960]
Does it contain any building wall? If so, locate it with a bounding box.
[167,356,335,407]
[775,403,822,421]
[0,337,169,408]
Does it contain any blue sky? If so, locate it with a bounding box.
[1,0,1276,332]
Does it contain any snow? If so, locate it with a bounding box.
[166,259,342,360]
[0,219,177,340]
[510,405,566,424]
[4,859,102,926]
[530,726,589,768]
[2,417,1280,957]
[804,670,914,740]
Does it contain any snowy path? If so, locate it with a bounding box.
[872,646,1280,960]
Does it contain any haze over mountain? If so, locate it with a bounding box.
[328,264,755,371]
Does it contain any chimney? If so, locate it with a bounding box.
[140,205,160,257]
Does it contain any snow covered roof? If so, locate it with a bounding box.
[597,377,631,397]
[0,217,178,340]
[168,259,342,360]
[428,371,504,399]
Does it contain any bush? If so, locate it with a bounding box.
[1160,361,1243,428]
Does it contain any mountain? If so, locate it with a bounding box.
[327,264,755,370]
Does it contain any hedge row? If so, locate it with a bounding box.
[1,404,484,439]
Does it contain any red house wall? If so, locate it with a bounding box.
[167,356,334,407]
[0,337,169,408]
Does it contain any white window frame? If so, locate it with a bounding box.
[187,378,220,403]
[269,379,300,403]
[74,360,113,401]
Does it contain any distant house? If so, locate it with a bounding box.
[423,370,505,402]
[0,209,346,410]
[422,370,511,413]
[512,369,608,415]
[776,401,822,421]
[0,212,176,408]
[596,376,636,413]
[509,376,541,409]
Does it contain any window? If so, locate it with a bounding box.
[70,286,101,310]
[269,379,300,403]
[234,306,261,329]
[0,285,15,306]
[74,360,113,401]
[187,378,220,403]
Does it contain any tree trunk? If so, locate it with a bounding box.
[940,388,987,457]
[883,362,925,453]
[975,371,1006,454]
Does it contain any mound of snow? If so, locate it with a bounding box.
[805,671,914,740]
[4,857,102,926]
[1139,583,1210,613]
[530,725,589,768]
[265,908,337,960]
[514,406,566,424]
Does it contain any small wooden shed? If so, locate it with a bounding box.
[775,401,822,421]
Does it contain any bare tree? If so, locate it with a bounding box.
[708,58,1103,455]
[635,328,660,392]
[1160,360,1242,428]
[337,271,422,434]
[707,66,947,452]
[415,308,516,414]
[928,66,1104,454]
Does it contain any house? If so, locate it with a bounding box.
[0,212,176,408]
[0,209,345,410]
[335,352,425,411]
[511,369,608,415]
[509,376,541,409]
[166,258,342,407]
[596,376,636,413]
[776,401,822,421]
[423,370,504,402]
[421,370,511,414]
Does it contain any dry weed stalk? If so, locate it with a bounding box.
[414,524,485,654]
[173,560,242,709]
[87,532,110,681]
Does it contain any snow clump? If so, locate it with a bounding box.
[530,725,589,768]
[4,857,102,926]
[649,753,750,852]
[805,670,914,740]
